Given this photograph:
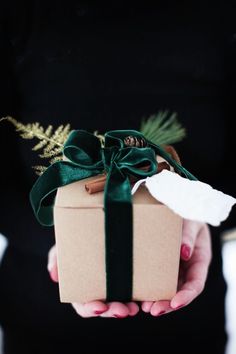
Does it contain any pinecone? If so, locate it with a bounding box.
[124,135,147,148]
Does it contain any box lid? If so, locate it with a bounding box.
[55,174,162,208]
[54,155,171,208]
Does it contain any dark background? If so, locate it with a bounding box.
[0,1,235,353]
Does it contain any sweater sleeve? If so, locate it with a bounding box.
[0,5,54,255]
[0,9,23,237]
[219,16,236,233]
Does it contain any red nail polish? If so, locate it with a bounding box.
[49,270,58,283]
[181,244,191,260]
[94,310,105,315]
[158,310,166,316]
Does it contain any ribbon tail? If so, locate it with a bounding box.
[104,164,133,301]
[148,140,197,181]
[30,161,100,226]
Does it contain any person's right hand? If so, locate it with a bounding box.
[47,245,139,318]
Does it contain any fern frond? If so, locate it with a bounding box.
[39,147,63,158]
[0,116,69,147]
[44,124,70,153]
[45,125,53,137]
[32,165,47,176]
[62,123,71,137]
[140,111,186,146]
[0,116,72,175]
[32,139,48,151]
[49,155,63,164]
[20,132,35,139]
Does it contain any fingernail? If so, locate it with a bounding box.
[158,310,166,316]
[49,270,58,283]
[174,304,185,310]
[114,314,127,319]
[181,244,191,260]
[94,310,106,315]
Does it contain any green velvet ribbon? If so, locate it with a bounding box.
[30,129,196,301]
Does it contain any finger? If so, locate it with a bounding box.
[72,301,109,318]
[126,302,139,316]
[171,225,211,309]
[47,245,57,272]
[150,300,171,316]
[47,245,58,282]
[181,220,204,261]
[100,302,130,318]
[141,301,153,313]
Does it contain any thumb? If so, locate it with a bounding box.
[181,220,204,261]
[47,244,59,282]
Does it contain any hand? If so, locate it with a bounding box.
[47,245,139,318]
[141,219,212,316]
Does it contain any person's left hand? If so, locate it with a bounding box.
[141,219,212,316]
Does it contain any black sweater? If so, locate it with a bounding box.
[0,2,235,354]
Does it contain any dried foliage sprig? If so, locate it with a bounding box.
[0,116,71,175]
[140,110,186,146]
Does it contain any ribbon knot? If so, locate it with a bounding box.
[30,129,196,301]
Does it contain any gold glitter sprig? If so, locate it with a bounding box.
[0,116,71,175]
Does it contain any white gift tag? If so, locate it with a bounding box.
[132,170,236,226]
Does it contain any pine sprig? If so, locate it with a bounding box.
[0,116,71,175]
[140,111,186,146]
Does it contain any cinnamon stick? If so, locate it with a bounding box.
[164,145,181,165]
[85,174,106,194]
[85,162,170,194]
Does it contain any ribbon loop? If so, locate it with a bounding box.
[63,130,103,168]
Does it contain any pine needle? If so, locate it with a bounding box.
[140,111,186,146]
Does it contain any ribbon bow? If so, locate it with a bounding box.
[30,129,196,301]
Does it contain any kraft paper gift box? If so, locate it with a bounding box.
[28,129,191,304]
[54,174,183,303]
